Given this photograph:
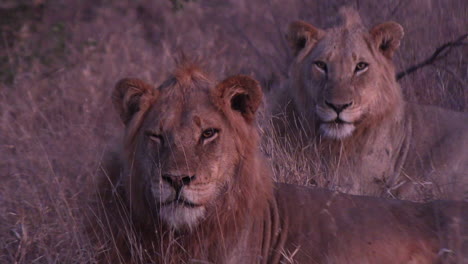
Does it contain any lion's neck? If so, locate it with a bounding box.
[312,102,409,195]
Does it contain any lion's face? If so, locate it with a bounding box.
[138,92,237,230]
[112,69,263,230]
[288,10,404,139]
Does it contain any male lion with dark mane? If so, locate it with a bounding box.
[93,62,466,263]
[270,8,468,201]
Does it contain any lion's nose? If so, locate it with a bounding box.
[325,101,353,114]
[162,174,196,190]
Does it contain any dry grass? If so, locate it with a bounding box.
[0,0,466,263]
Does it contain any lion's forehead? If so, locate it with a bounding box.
[145,95,224,133]
[314,28,374,63]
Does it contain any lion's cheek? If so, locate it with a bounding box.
[190,160,231,203]
[208,154,236,182]
[150,181,175,203]
[340,108,362,123]
[183,184,218,205]
[315,105,337,122]
[358,87,379,115]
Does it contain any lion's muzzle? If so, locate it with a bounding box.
[156,173,201,207]
[316,102,360,139]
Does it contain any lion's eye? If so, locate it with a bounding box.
[146,131,163,143]
[314,61,327,72]
[201,128,218,141]
[355,62,369,72]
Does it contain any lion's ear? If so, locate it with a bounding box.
[287,21,324,56]
[370,22,404,59]
[214,75,262,123]
[113,78,155,125]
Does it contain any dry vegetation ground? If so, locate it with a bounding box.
[0,0,466,263]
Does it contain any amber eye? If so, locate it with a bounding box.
[314,61,327,72]
[201,128,218,140]
[355,62,369,72]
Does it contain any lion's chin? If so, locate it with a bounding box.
[319,122,355,139]
[159,204,206,231]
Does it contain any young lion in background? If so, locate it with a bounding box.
[93,62,466,263]
[270,8,468,201]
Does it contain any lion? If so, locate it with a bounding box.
[270,8,468,201]
[93,62,466,263]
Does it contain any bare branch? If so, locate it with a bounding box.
[396,33,468,80]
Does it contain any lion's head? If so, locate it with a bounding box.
[287,8,405,139]
[112,63,271,232]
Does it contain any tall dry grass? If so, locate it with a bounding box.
[0,0,466,262]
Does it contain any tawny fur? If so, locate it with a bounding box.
[92,63,467,263]
[270,7,468,201]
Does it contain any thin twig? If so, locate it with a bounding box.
[397,33,467,80]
